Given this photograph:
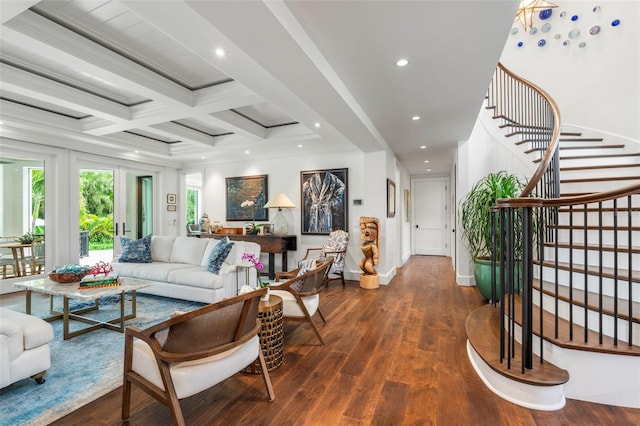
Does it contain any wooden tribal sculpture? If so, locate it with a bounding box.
[359,216,380,289]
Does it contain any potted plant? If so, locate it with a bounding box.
[460,171,526,301]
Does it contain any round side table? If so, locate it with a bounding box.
[245,294,284,373]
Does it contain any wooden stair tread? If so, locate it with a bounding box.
[535,260,640,283]
[526,145,625,154]
[466,305,569,386]
[561,176,640,183]
[533,153,640,163]
[561,164,640,172]
[558,206,640,213]
[551,224,640,231]
[545,242,640,254]
[560,132,582,136]
[559,138,604,142]
[510,295,640,356]
[532,278,640,323]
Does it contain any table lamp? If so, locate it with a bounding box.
[263,193,295,236]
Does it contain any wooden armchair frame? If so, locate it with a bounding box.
[122,289,274,425]
[298,230,349,287]
[270,259,333,345]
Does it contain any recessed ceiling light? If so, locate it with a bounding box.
[396,58,409,67]
[424,160,430,163]
[412,116,420,121]
[215,48,226,57]
[427,168,431,172]
[200,156,206,160]
[244,150,250,154]
[298,144,303,148]
[314,122,320,128]
[420,145,426,149]
[134,150,139,154]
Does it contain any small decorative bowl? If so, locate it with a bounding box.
[48,272,87,283]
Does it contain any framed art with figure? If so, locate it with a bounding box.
[387,179,396,218]
[300,168,348,235]
[226,175,268,221]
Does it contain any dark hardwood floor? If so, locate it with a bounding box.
[10,256,640,425]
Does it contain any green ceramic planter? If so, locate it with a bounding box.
[473,258,521,301]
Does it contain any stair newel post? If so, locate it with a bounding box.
[507,206,515,365]
[628,195,634,347]
[490,207,498,307]
[522,205,534,371]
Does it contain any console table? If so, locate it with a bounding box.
[199,234,297,279]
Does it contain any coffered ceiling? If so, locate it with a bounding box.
[0,0,518,175]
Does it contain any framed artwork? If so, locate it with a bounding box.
[300,168,348,235]
[226,175,268,221]
[387,179,396,218]
[167,193,176,204]
[404,189,411,222]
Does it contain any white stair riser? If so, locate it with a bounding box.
[561,168,640,180]
[536,266,639,300]
[561,181,640,194]
[554,228,635,246]
[543,247,638,270]
[534,290,640,346]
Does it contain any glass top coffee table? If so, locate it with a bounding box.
[14,277,152,340]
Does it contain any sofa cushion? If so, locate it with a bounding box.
[170,237,209,265]
[120,235,152,263]
[207,237,235,274]
[167,266,225,289]
[151,236,175,262]
[297,258,316,277]
[201,239,218,267]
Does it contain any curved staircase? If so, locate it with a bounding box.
[465,63,640,410]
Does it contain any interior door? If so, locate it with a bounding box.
[413,178,448,256]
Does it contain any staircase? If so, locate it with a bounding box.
[466,63,640,411]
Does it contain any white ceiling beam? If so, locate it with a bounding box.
[206,110,266,139]
[193,82,263,112]
[0,99,83,132]
[1,63,131,122]
[0,0,39,24]
[146,122,217,148]
[3,10,193,108]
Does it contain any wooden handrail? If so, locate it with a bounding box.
[496,63,562,198]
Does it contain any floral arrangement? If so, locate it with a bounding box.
[241,252,268,288]
[87,261,114,277]
[241,200,259,234]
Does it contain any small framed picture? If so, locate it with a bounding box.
[167,205,176,212]
[167,194,176,204]
[387,179,396,218]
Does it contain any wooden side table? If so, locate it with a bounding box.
[245,294,284,373]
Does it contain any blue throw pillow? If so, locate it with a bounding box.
[119,235,152,263]
[207,237,235,274]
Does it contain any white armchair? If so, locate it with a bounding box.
[122,289,274,425]
[0,307,54,389]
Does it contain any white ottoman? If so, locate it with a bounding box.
[0,307,54,388]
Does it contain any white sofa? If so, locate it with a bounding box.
[112,236,260,304]
[0,307,54,389]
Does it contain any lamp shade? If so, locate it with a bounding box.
[264,193,295,209]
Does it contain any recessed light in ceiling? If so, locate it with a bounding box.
[244,150,250,154]
[420,145,426,149]
[134,150,139,154]
[396,58,409,67]
[314,122,320,128]
[215,48,226,57]
[412,116,420,121]
[201,156,206,160]
[427,168,431,172]
[298,144,303,148]
[424,160,430,163]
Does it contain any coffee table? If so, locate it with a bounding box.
[14,277,152,340]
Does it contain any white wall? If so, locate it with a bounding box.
[500,0,640,142]
[196,148,403,284]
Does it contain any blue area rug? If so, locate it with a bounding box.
[0,293,205,426]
